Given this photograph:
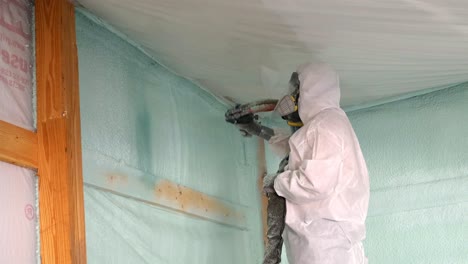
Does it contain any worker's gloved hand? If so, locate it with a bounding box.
[263,174,277,194]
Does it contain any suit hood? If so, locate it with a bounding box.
[297,63,341,123]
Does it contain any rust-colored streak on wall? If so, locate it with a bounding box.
[105,173,128,186]
[154,179,245,223]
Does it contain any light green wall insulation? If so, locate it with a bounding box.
[267,83,468,263]
[349,83,468,264]
[76,10,263,263]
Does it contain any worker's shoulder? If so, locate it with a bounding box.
[307,108,350,137]
[313,108,349,127]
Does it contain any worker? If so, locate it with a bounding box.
[262,72,303,264]
[264,63,370,264]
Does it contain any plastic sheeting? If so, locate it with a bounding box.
[266,83,468,263]
[84,187,252,263]
[0,0,34,130]
[0,161,38,263]
[0,1,37,263]
[76,10,264,263]
[77,0,468,107]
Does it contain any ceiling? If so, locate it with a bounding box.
[78,0,468,107]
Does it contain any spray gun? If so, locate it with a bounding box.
[224,71,301,140]
[225,99,278,140]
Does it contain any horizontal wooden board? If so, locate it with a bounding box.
[0,120,38,169]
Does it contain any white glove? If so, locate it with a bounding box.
[268,129,291,158]
[263,174,277,194]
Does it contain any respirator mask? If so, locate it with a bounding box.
[275,72,303,128]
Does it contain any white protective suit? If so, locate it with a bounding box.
[273,63,369,264]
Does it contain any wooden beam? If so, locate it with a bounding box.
[257,138,268,246]
[35,0,87,263]
[82,149,248,230]
[0,120,38,169]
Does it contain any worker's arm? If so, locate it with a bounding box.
[274,126,343,204]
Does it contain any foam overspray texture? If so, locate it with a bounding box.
[348,83,468,263]
[76,10,264,263]
[78,0,468,107]
[267,83,468,263]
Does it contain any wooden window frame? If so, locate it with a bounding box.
[0,0,87,263]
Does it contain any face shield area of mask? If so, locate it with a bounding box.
[275,72,303,128]
[276,95,297,116]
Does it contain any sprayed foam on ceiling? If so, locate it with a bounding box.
[77,0,468,107]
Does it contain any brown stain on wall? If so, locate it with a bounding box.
[105,173,128,186]
[154,179,245,222]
